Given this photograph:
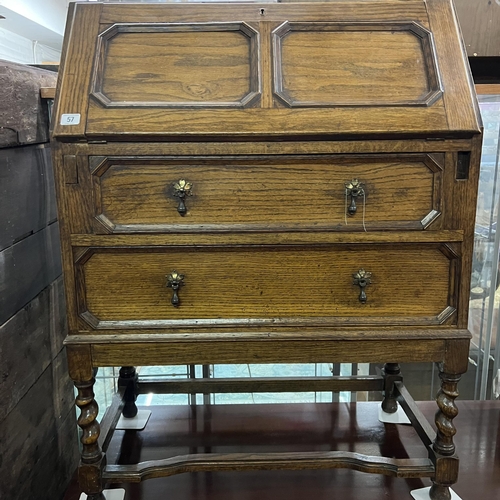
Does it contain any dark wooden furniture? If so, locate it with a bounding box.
[0,61,78,500]
[51,2,482,499]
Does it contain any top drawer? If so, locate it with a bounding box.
[52,1,481,140]
[88,153,443,234]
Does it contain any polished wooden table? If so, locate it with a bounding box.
[64,401,500,500]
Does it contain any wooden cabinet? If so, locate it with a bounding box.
[51,2,482,499]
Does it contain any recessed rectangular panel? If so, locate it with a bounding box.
[78,244,455,329]
[91,154,442,233]
[91,23,260,108]
[273,22,442,107]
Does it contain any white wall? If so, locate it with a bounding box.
[0,27,33,63]
[0,27,61,63]
[0,0,70,36]
[0,0,69,63]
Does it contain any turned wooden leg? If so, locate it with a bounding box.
[118,366,138,418]
[381,363,402,413]
[429,368,461,500]
[434,371,460,456]
[75,374,106,500]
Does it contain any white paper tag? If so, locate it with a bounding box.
[60,113,81,125]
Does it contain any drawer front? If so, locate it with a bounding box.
[76,244,457,330]
[91,154,443,233]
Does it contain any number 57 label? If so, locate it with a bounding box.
[60,113,81,125]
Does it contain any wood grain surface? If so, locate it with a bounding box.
[426,0,482,134]
[96,27,256,107]
[59,139,476,156]
[51,2,483,497]
[91,154,440,232]
[0,144,56,251]
[52,2,481,138]
[0,222,62,325]
[99,2,431,26]
[84,102,451,138]
[277,27,435,106]
[89,338,448,367]
[52,2,102,139]
[79,245,454,326]
[0,356,77,500]
[70,231,464,247]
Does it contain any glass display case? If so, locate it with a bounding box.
[469,90,500,400]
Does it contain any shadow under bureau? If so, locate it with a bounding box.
[51,2,482,499]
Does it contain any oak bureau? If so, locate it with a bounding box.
[51,1,482,499]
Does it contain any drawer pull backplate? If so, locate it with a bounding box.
[173,179,193,216]
[345,179,365,216]
[353,269,372,304]
[166,271,185,307]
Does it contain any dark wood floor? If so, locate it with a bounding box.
[64,401,500,500]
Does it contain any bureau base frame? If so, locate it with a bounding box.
[71,358,466,500]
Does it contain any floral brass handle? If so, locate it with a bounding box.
[345,179,365,216]
[353,269,371,303]
[173,179,193,216]
[166,271,184,307]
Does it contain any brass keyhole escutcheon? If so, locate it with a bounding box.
[353,269,372,303]
[173,179,193,216]
[345,179,365,216]
[166,271,185,307]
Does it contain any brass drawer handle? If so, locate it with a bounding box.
[166,271,184,307]
[353,269,371,304]
[173,179,193,216]
[345,179,365,216]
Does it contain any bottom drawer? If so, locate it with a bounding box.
[76,244,458,330]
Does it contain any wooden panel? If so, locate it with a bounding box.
[90,154,442,233]
[100,2,431,26]
[19,410,78,500]
[78,244,456,329]
[41,87,56,99]
[67,329,471,343]
[454,0,500,57]
[0,222,62,325]
[0,360,78,500]
[71,230,465,248]
[426,0,482,134]
[0,144,57,251]
[0,277,67,421]
[0,286,52,421]
[85,103,451,138]
[52,2,102,139]
[91,23,260,108]
[69,138,476,156]
[475,84,500,95]
[52,2,481,138]
[0,61,56,147]
[51,2,479,140]
[91,338,447,366]
[49,275,68,359]
[273,22,442,107]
